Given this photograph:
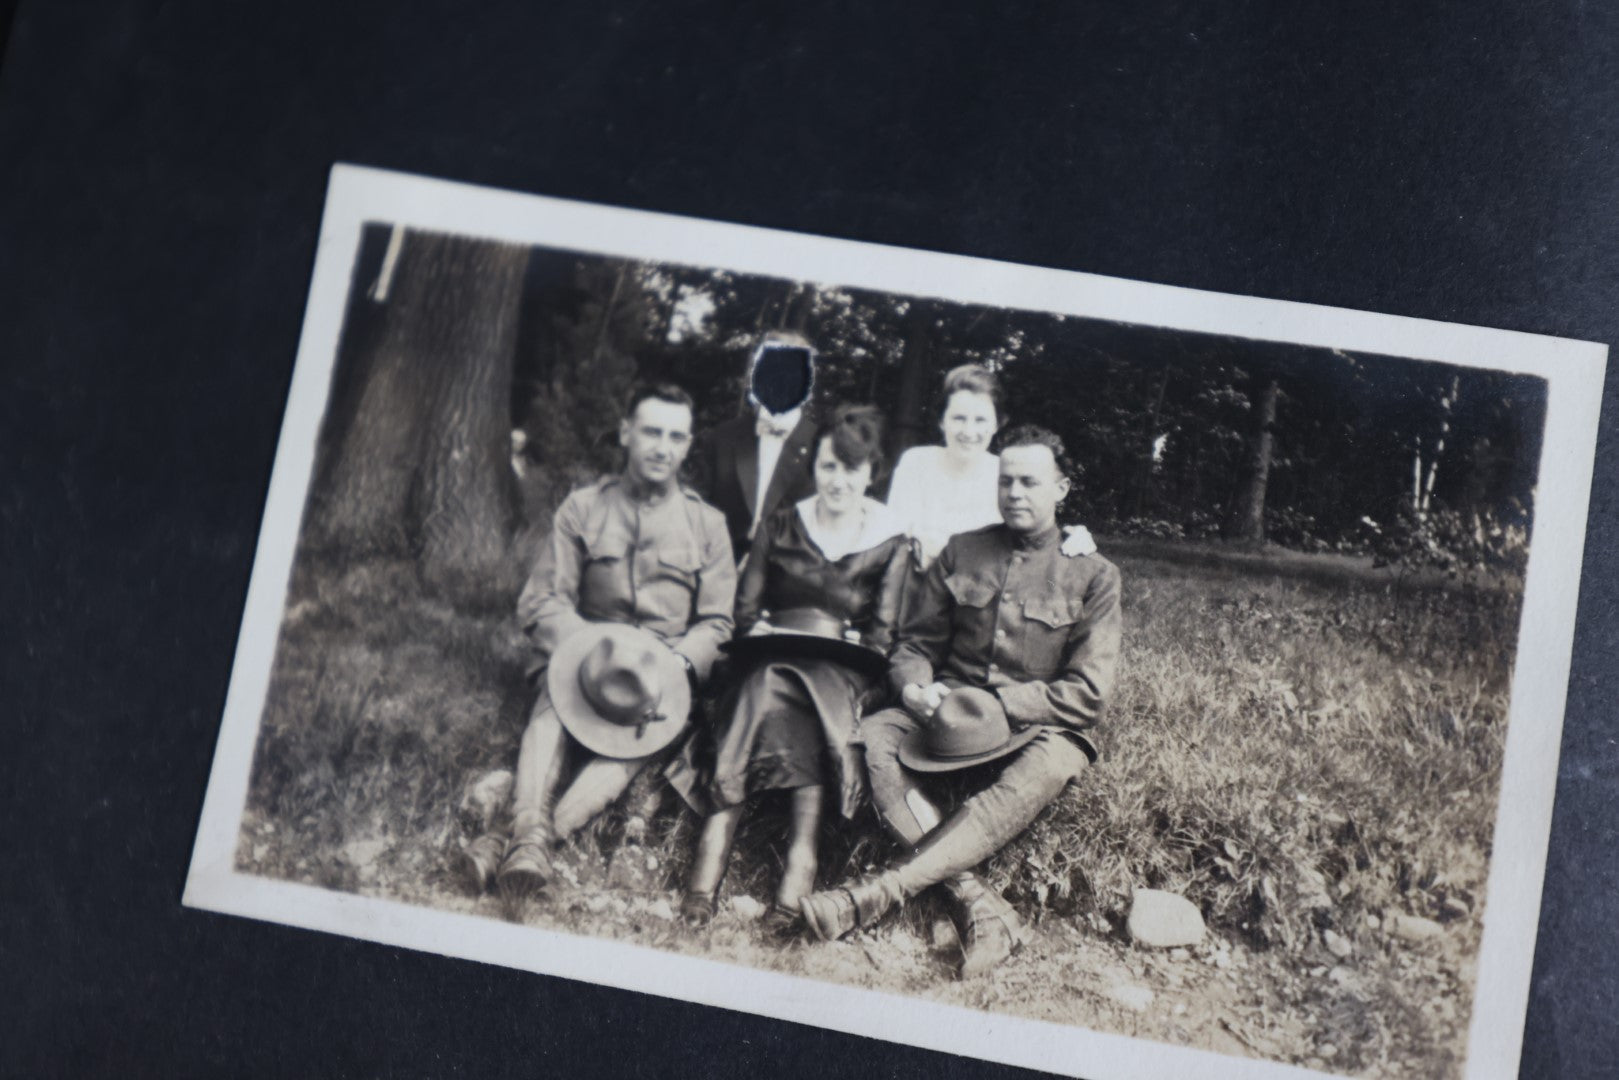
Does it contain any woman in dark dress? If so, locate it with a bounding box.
[670,406,909,927]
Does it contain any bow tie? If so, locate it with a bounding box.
[756,413,796,439]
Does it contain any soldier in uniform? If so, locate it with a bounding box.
[799,424,1122,978]
[455,382,737,899]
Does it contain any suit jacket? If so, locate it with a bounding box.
[689,411,819,560]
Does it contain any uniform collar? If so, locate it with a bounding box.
[1008,522,1061,552]
[618,471,678,506]
[755,405,802,439]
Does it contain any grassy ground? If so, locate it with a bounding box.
[237,534,1520,1078]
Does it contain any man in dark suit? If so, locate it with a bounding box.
[688,331,820,560]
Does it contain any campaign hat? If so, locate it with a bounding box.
[898,687,1042,773]
[548,623,692,758]
[719,607,888,678]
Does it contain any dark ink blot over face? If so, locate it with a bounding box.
[751,345,814,414]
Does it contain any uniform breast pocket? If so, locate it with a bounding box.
[584,526,633,568]
[1020,596,1082,676]
[944,572,997,609]
[944,571,998,643]
[655,547,701,591]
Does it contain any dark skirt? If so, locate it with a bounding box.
[667,656,873,820]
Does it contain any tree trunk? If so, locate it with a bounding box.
[1224,377,1279,545]
[1419,374,1460,513]
[309,230,527,607]
[592,263,628,365]
[1129,365,1172,518]
[891,304,935,456]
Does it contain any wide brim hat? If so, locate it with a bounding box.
[547,623,692,759]
[720,607,889,678]
[898,687,1043,773]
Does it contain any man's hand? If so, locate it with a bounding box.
[747,620,775,637]
[901,682,952,721]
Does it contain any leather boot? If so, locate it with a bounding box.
[497,819,555,900]
[774,785,822,917]
[682,807,742,929]
[679,891,719,927]
[452,832,506,895]
[941,873,1025,979]
[799,870,904,941]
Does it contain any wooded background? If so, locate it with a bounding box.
[306,223,1545,606]
[9,1,1613,1074]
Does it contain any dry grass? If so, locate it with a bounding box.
[989,540,1516,947]
[236,534,1520,1077]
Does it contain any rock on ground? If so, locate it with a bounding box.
[340,835,388,867]
[730,896,766,920]
[1127,889,1205,948]
[1388,914,1444,942]
[1104,979,1156,1013]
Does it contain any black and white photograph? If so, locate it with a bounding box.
[183,166,1604,1080]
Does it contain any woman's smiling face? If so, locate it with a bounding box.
[940,389,999,460]
[813,434,873,513]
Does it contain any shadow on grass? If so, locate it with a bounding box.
[1099,534,1520,596]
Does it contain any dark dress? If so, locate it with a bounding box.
[667,498,909,819]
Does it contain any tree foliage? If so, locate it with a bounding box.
[504,249,1544,562]
[308,235,1544,582]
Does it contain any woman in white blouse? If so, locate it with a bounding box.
[886,363,1093,568]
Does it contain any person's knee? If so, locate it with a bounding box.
[858,707,913,760]
[553,756,642,837]
[522,696,561,739]
[1012,730,1089,789]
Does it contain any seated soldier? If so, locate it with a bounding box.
[799,424,1122,978]
[455,382,736,899]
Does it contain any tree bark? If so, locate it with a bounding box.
[308,230,527,607]
[891,304,935,457]
[1224,376,1279,544]
[1129,364,1172,517]
[1419,374,1460,513]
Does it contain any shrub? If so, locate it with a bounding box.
[1363,502,1530,579]
[1262,506,1332,553]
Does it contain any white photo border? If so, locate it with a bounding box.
[184,163,1608,1080]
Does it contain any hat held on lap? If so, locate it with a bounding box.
[548,624,692,759]
[719,606,888,677]
[899,687,1042,773]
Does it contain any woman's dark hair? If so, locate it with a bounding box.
[938,363,1003,421]
[814,404,888,485]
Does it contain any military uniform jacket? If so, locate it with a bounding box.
[887,522,1122,758]
[516,475,738,683]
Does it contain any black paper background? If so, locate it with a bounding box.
[2,2,1614,1077]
